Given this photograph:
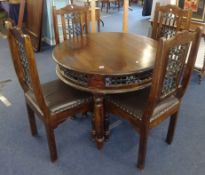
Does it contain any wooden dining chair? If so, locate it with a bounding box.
[52,4,89,45]
[6,22,93,161]
[106,28,201,169]
[151,3,192,40]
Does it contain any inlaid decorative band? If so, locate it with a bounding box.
[105,70,152,87]
[59,65,89,86]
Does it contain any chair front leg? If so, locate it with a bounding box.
[26,103,37,136]
[137,127,149,169]
[166,112,179,144]
[45,125,58,162]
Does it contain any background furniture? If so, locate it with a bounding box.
[1,0,44,51]
[106,29,201,169]
[7,23,92,161]
[151,2,192,40]
[176,0,205,83]
[177,0,205,22]
[0,1,8,37]
[189,21,205,83]
[24,0,44,51]
[52,4,89,45]
[0,0,23,26]
[52,32,158,149]
[151,3,205,83]
[99,0,120,13]
[70,0,102,32]
[88,7,102,32]
[142,0,153,16]
[16,0,24,28]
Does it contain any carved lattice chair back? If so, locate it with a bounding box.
[6,21,92,162]
[144,28,201,122]
[7,23,48,113]
[106,28,201,169]
[151,2,192,40]
[52,4,89,44]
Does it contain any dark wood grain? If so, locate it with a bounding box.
[7,22,93,162]
[53,32,157,75]
[53,32,157,149]
[25,0,44,51]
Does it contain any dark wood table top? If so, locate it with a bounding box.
[53,32,158,94]
[53,32,157,76]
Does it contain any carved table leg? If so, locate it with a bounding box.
[93,94,105,149]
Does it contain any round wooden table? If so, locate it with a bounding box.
[52,32,158,148]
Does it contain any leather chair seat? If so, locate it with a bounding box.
[26,80,92,115]
[106,87,179,121]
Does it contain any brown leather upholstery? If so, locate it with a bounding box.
[26,80,92,114]
[107,87,179,122]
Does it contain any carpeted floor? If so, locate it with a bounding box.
[0,5,205,175]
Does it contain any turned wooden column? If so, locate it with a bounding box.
[122,0,129,33]
[93,94,105,149]
[90,0,97,33]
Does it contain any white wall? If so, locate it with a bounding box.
[42,0,71,45]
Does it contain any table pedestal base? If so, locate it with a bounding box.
[92,94,109,149]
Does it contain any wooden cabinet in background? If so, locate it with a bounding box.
[24,0,44,51]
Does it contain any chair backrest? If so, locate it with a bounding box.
[52,4,89,45]
[7,22,49,115]
[151,3,192,40]
[144,28,201,120]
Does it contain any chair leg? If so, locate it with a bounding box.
[45,125,58,162]
[118,1,120,11]
[101,2,103,11]
[137,127,148,169]
[26,103,37,136]
[198,74,202,84]
[166,112,178,144]
[107,3,109,13]
[82,112,89,117]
